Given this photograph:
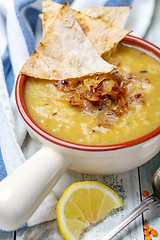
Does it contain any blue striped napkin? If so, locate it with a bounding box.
[0,0,155,230]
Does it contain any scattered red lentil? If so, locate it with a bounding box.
[147,228,153,233]
[144,231,150,237]
[143,191,149,197]
[143,224,158,239]
[151,229,158,237]
[143,225,149,230]
[146,236,152,240]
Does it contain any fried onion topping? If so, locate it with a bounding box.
[54,71,149,127]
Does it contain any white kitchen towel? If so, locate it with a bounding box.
[0,0,155,230]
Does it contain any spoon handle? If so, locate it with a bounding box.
[98,195,159,240]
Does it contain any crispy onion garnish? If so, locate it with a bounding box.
[54,71,148,127]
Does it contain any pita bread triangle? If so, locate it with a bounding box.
[40,0,111,36]
[40,0,131,57]
[81,6,131,29]
[20,3,115,80]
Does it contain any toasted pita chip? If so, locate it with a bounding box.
[81,6,131,29]
[20,3,114,80]
[73,11,130,57]
[40,0,63,36]
[41,0,111,36]
[41,0,130,57]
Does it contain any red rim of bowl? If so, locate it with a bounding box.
[15,35,160,151]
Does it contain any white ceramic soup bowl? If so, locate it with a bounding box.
[0,35,159,231]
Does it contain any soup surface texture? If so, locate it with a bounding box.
[24,44,160,145]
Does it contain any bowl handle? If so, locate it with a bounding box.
[0,145,70,231]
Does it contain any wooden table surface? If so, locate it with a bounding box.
[1,0,160,239]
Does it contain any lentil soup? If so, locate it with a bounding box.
[24,44,160,145]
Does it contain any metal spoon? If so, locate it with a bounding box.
[99,167,160,240]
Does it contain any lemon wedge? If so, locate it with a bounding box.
[57,181,123,240]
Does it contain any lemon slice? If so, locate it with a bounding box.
[57,181,123,240]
